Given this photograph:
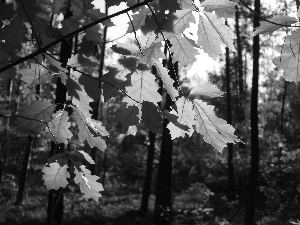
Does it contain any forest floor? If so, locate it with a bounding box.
[0,184,243,225]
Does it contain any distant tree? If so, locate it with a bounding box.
[245,0,260,224]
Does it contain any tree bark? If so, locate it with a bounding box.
[140,131,156,214]
[245,0,260,224]
[225,42,235,201]
[154,56,177,225]
[15,134,33,205]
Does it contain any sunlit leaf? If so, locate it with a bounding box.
[42,162,70,190]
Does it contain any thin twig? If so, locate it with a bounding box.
[146,3,181,95]
[239,0,300,27]
[18,0,41,48]
[71,66,141,104]
[146,4,171,54]
[127,12,144,56]
[106,33,127,43]
[280,81,287,135]
[0,112,60,146]
[0,0,154,74]
[45,52,141,104]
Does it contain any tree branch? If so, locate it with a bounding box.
[0,0,154,74]
[239,0,300,27]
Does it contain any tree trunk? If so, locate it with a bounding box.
[154,55,177,225]
[235,7,245,122]
[47,32,72,225]
[245,0,260,224]
[101,150,107,188]
[140,131,156,214]
[225,42,235,201]
[0,157,2,186]
[91,4,108,176]
[15,134,33,205]
[47,144,64,225]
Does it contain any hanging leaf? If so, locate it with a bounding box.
[126,6,151,34]
[114,105,140,133]
[197,12,235,59]
[202,0,237,19]
[101,63,132,101]
[106,0,124,8]
[78,150,95,164]
[167,97,195,139]
[111,31,164,67]
[47,111,73,145]
[193,99,240,152]
[273,29,300,82]
[42,162,70,190]
[162,9,195,39]
[125,69,162,105]
[17,100,56,134]
[161,109,190,131]
[203,11,235,51]
[117,125,137,142]
[117,125,137,143]
[19,63,53,87]
[252,16,297,36]
[170,35,198,66]
[66,74,94,116]
[190,82,224,98]
[85,19,102,42]
[177,0,196,10]
[159,0,181,12]
[53,0,69,14]
[152,59,179,101]
[201,0,237,9]
[140,41,165,67]
[198,13,223,59]
[74,166,104,202]
[174,97,196,128]
[167,122,194,139]
[72,107,108,151]
[141,101,163,133]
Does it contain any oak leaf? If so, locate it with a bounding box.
[42,162,70,190]
[47,111,73,145]
[74,166,104,202]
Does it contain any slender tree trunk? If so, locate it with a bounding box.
[245,0,260,224]
[15,134,33,205]
[101,150,107,188]
[91,5,108,176]
[47,34,72,225]
[141,65,158,214]
[154,55,177,225]
[140,131,156,214]
[47,143,65,225]
[235,7,245,122]
[225,42,235,201]
[0,155,2,186]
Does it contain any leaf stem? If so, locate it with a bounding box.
[18,0,41,48]
[127,12,144,56]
